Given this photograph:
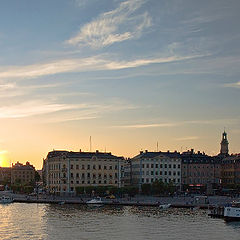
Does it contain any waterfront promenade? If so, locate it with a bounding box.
[2,192,239,208]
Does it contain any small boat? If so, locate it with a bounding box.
[0,195,14,204]
[159,204,171,209]
[58,201,65,205]
[86,197,103,206]
[224,201,240,222]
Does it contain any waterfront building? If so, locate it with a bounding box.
[221,154,240,186]
[11,162,35,185]
[125,150,182,190]
[42,150,125,195]
[181,149,221,193]
[0,167,11,185]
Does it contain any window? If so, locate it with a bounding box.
[178,164,181,168]
[98,173,102,178]
[173,164,176,168]
[165,171,167,175]
[71,173,73,178]
[87,165,90,170]
[76,165,79,169]
[160,164,163,168]
[76,173,79,178]
[115,165,118,170]
[82,173,85,178]
[93,165,96,169]
[146,164,149,168]
[142,164,145,168]
[99,180,101,184]
[169,164,171,168]
[104,166,107,170]
[169,171,171,175]
[109,166,112,170]
[151,164,154,168]
[82,165,85,170]
[156,164,158,168]
[87,173,90,178]
[151,171,154,175]
[165,164,167,168]
[99,165,101,170]
[71,165,73,169]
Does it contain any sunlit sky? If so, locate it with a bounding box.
[0,0,239,169]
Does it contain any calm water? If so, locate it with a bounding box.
[0,203,240,240]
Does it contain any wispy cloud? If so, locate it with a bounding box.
[112,118,240,129]
[223,81,240,89]
[67,0,151,48]
[0,150,8,155]
[0,101,80,119]
[0,54,202,80]
[112,123,177,129]
[174,136,199,141]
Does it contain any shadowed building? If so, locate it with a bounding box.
[181,149,221,194]
[11,162,35,185]
[42,150,125,196]
[221,154,240,186]
[0,167,11,185]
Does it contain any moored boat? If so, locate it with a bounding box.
[0,195,14,204]
[86,197,103,207]
[159,204,171,209]
[224,202,240,222]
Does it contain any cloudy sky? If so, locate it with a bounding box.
[0,0,239,168]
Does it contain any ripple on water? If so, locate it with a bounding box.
[0,204,240,240]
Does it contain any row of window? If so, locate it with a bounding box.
[182,172,214,177]
[141,178,180,184]
[142,164,180,169]
[142,171,181,176]
[49,179,118,185]
[49,164,119,170]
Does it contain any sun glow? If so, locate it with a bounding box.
[0,155,9,167]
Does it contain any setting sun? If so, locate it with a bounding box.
[0,155,9,167]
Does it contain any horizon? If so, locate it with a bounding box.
[0,0,239,169]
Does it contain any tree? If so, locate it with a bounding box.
[141,184,151,195]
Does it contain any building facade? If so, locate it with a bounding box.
[125,150,182,190]
[43,150,125,195]
[0,167,11,185]
[181,150,221,193]
[221,154,240,186]
[11,162,35,185]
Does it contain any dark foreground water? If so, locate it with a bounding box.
[0,203,240,240]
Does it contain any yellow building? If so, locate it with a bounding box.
[43,150,125,195]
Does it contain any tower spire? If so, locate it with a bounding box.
[220,130,229,156]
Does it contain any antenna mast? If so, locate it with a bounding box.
[90,136,92,152]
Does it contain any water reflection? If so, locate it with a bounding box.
[1,203,240,240]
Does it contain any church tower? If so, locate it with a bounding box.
[220,131,229,156]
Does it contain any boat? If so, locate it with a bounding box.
[159,204,171,209]
[58,201,65,205]
[0,195,14,204]
[86,197,103,206]
[224,201,240,222]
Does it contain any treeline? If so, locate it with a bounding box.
[75,185,138,197]
[141,180,177,195]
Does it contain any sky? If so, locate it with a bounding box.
[0,0,239,169]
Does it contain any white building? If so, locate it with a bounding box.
[125,150,181,190]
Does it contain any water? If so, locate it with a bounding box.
[0,203,240,240]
